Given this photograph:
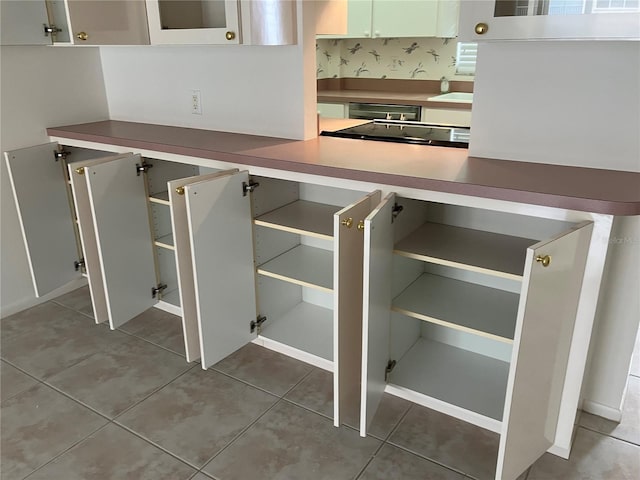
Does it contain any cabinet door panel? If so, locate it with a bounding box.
[497,222,594,480]
[372,0,437,37]
[69,155,131,325]
[0,0,51,45]
[4,143,79,296]
[359,192,395,436]
[185,170,257,369]
[84,154,157,329]
[334,190,381,427]
[67,0,149,45]
[168,169,238,363]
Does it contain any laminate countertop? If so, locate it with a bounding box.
[317,89,472,110]
[47,120,640,215]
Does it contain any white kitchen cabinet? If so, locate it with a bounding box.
[0,0,149,45]
[318,102,347,119]
[146,0,297,45]
[319,0,459,38]
[421,107,472,127]
[172,171,380,423]
[459,0,640,41]
[360,195,594,479]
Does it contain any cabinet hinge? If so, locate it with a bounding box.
[54,147,70,162]
[136,161,153,176]
[43,24,62,37]
[250,315,267,333]
[391,203,403,223]
[151,283,167,298]
[73,258,85,272]
[242,181,260,196]
[385,359,396,382]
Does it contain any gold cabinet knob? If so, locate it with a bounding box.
[76,31,88,41]
[536,255,551,267]
[357,220,365,231]
[475,22,488,35]
[75,167,85,175]
[225,31,236,41]
[341,217,353,228]
[175,186,185,196]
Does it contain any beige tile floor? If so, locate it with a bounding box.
[1,286,638,480]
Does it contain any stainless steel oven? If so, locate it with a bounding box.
[348,102,422,121]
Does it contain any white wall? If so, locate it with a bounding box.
[469,41,640,418]
[99,0,319,141]
[0,46,109,316]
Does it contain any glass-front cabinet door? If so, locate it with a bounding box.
[459,0,640,41]
[146,0,240,44]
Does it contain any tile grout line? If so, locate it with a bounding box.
[576,424,640,448]
[21,422,112,480]
[354,402,414,480]
[196,368,316,474]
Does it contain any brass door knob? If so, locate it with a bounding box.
[357,220,365,231]
[225,31,236,41]
[536,255,551,267]
[75,167,85,175]
[341,217,353,228]
[175,186,185,196]
[475,23,488,35]
[76,31,88,41]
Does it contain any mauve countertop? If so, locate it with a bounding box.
[47,120,640,215]
[317,89,472,110]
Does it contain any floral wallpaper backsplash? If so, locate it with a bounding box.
[316,37,472,81]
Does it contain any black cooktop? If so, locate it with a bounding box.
[320,120,470,148]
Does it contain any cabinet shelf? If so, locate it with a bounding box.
[154,233,174,250]
[149,191,170,205]
[392,273,519,343]
[394,222,536,280]
[257,245,333,292]
[257,302,333,370]
[387,337,510,431]
[254,200,336,240]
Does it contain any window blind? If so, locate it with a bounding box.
[456,42,478,76]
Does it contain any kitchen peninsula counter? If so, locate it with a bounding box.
[47,120,640,215]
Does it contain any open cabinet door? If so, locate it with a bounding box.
[334,190,381,427]
[0,1,52,45]
[359,193,396,437]
[4,143,79,296]
[496,222,594,480]
[168,169,238,363]
[83,154,157,329]
[69,155,131,325]
[184,170,258,369]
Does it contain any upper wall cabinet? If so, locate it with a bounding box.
[319,0,459,38]
[146,0,297,45]
[459,0,640,41]
[0,0,149,45]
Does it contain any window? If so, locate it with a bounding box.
[456,42,478,76]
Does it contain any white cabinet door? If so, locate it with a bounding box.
[69,155,132,325]
[66,0,150,45]
[184,170,257,369]
[359,192,396,436]
[146,0,240,44]
[82,154,157,329]
[372,0,438,37]
[334,190,381,426]
[459,0,640,41]
[0,1,51,45]
[497,222,594,480]
[4,143,79,296]
[168,169,238,363]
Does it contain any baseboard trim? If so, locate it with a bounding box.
[581,400,623,422]
[1,278,88,319]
